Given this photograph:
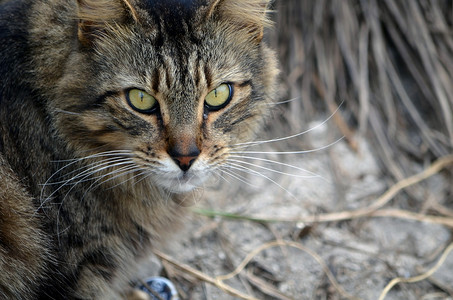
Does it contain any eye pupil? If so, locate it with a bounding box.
[126,89,157,114]
[205,83,233,111]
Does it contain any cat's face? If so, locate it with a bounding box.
[49,0,277,194]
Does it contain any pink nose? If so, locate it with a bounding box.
[168,144,200,172]
[171,155,198,172]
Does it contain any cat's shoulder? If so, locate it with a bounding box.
[0,153,48,300]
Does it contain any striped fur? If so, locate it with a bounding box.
[0,0,278,298]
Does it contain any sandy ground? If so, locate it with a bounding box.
[144,114,453,300]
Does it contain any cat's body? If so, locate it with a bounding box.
[0,0,277,298]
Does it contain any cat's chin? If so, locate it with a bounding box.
[148,158,211,194]
[159,180,199,194]
[152,172,207,194]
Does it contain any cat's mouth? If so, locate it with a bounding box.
[155,172,207,194]
[150,159,209,194]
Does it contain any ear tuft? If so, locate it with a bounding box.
[206,0,273,43]
[77,0,138,46]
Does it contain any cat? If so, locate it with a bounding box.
[0,0,278,298]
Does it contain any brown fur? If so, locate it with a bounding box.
[0,155,50,299]
[207,0,273,42]
[0,0,278,298]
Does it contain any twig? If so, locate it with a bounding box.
[245,270,294,300]
[370,209,453,227]
[153,249,259,300]
[378,242,453,300]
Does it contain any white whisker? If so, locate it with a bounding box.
[51,158,134,194]
[131,170,153,187]
[38,155,135,213]
[54,108,81,115]
[230,136,344,155]
[41,150,133,197]
[226,158,318,179]
[50,150,133,163]
[220,164,259,187]
[266,97,300,106]
[232,102,343,149]
[212,169,232,184]
[225,162,298,200]
[228,155,323,179]
[59,162,134,201]
[42,157,132,186]
[89,164,142,192]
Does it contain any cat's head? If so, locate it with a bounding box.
[44,0,278,194]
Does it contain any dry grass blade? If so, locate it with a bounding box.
[370,209,453,227]
[378,242,453,300]
[153,249,260,300]
[245,270,294,300]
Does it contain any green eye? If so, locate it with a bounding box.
[126,89,157,113]
[205,83,233,110]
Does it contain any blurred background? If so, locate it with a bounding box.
[270,0,453,184]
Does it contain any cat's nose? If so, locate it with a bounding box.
[168,144,200,172]
[172,154,198,172]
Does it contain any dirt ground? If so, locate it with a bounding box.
[142,113,453,300]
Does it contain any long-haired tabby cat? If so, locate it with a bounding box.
[0,0,278,298]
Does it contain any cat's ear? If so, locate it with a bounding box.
[205,0,272,43]
[77,0,139,46]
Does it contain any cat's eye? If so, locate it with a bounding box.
[126,89,158,114]
[204,83,233,111]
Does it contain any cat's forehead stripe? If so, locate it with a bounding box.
[203,64,212,88]
[141,0,205,26]
[151,68,160,92]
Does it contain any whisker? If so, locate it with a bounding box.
[131,170,152,187]
[266,96,300,106]
[228,155,324,179]
[212,169,232,184]
[220,164,259,187]
[232,101,343,149]
[38,157,135,212]
[227,158,318,179]
[49,150,133,163]
[88,164,141,192]
[41,150,133,198]
[54,108,81,115]
[230,136,344,155]
[62,162,135,201]
[47,158,134,194]
[77,164,139,201]
[225,162,298,200]
[41,157,132,186]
